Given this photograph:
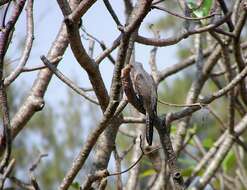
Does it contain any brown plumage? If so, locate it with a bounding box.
[130,62,157,146]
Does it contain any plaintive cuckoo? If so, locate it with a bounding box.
[130,62,157,146]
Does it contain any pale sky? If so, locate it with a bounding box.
[7,0,180,107]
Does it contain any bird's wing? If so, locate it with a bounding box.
[133,73,145,105]
[150,74,157,112]
[146,112,153,146]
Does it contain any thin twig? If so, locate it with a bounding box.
[109,135,160,177]
[29,153,48,172]
[103,0,122,27]
[121,116,145,124]
[210,64,237,76]
[88,39,95,58]
[217,0,234,31]
[193,115,247,189]
[1,0,11,27]
[80,170,109,190]
[148,27,159,82]
[81,26,116,64]
[22,65,47,72]
[0,0,26,174]
[136,12,232,47]
[0,159,15,189]
[113,147,122,190]
[59,99,119,190]
[168,64,247,123]
[29,173,40,190]
[40,55,99,105]
[59,0,153,187]
[152,5,220,21]
[4,0,34,86]
[152,0,165,6]
[9,176,34,190]
[158,99,205,107]
[118,128,137,138]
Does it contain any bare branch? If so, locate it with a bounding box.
[29,173,40,190]
[22,65,47,72]
[0,0,26,175]
[168,64,247,123]
[103,0,122,27]
[95,35,121,64]
[193,115,247,189]
[80,170,109,190]
[136,12,232,47]
[233,8,247,105]
[29,153,48,172]
[152,5,220,21]
[81,26,116,64]
[9,0,80,151]
[4,0,34,86]
[0,159,15,189]
[40,55,99,105]
[1,0,11,28]
[59,100,119,190]
[217,0,234,31]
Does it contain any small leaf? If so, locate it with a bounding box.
[187,0,213,22]
[170,124,177,134]
[212,178,221,189]
[188,124,197,134]
[142,159,153,167]
[223,150,236,172]
[140,169,156,178]
[198,168,205,176]
[178,158,197,166]
[71,182,80,190]
[187,0,198,10]
[202,138,214,149]
[181,166,194,177]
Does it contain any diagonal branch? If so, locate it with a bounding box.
[40,55,99,105]
[57,0,109,111]
[233,8,247,105]
[217,0,234,31]
[103,0,122,27]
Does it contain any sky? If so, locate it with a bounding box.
[6,0,180,108]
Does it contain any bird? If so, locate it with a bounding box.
[130,62,157,146]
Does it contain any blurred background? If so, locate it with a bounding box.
[1,0,245,189]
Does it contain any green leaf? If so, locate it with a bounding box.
[71,182,80,190]
[181,166,194,177]
[170,124,177,134]
[222,150,236,172]
[178,158,197,166]
[187,0,198,10]
[187,0,213,17]
[140,169,156,178]
[212,178,221,189]
[188,124,197,134]
[202,138,214,149]
[198,168,205,176]
[142,159,153,167]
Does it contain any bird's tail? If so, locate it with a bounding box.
[146,112,154,146]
